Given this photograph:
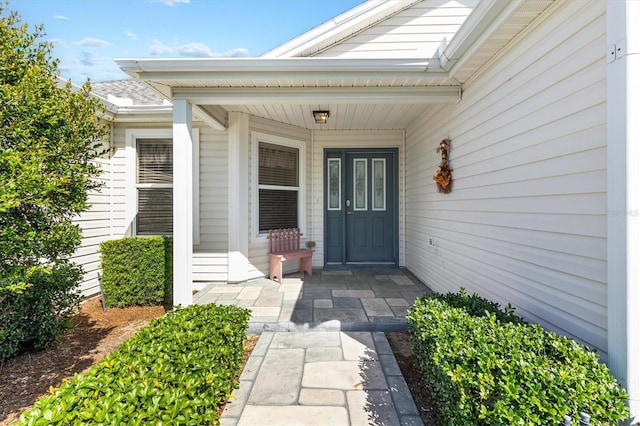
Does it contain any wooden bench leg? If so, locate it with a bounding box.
[269,255,283,284]
[300,255,312,278]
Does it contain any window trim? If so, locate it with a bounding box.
[125,128,200,243]
[251,132,306,241]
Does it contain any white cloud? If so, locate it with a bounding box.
[53,15,70,20]
[206,47,250,58]
[124,31,138,41]
[149,39,250,58]
[220,48,250,58]
[73,38,111,48]
[149,39,174,55]
[178,43,214,58]
[152,0,189,5]
[49,38,66,47]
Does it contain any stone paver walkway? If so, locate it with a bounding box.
[193,269,429,333]
[194,269,430,425]
[222,331,422,426]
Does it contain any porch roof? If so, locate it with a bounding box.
[112,0,554,131]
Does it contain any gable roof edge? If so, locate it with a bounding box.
[262,0,422,58]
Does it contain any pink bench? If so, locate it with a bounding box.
[267,228,313,284]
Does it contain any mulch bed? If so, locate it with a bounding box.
[0,298,167,425]
[387,331,440,426]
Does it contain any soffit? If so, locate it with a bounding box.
[201,103,434,131]
[447,0,555,83]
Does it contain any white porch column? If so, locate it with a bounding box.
[227,112,250,283]
[173,100,194,306]
[607,0,640,420]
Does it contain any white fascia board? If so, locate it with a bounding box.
[440,0,525,74]
[112,105,225,128]
[261,0,422,58]
[172,86,461,105]
[112,106,174,122]
[116,105,174,114]
[115,57,438,77]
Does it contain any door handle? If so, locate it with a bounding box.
[346,211,353,215]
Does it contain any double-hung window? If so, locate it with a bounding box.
[253,133,305,236]
[136,138,173,235]
[126,128,199,240]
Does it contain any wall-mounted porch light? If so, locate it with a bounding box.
[313,110,330,124]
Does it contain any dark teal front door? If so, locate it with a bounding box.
[325,149,398,265]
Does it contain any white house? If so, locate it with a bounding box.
[72,0,638,418]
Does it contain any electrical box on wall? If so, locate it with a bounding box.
[428,237,434,247]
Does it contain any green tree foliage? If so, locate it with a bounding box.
[0,4,108,359]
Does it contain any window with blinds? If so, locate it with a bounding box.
[136,139,172,235]
[258,142,299,232]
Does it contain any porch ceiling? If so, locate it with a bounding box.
[116,57,461,131]
[206,103,432,131]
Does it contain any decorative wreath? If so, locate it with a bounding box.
[433,138,453,193]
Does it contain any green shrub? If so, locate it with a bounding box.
[100,236,172,307]
[426,287,524,324]
[407,289,630,425]
[19,303,251,426]
[0,264,82,362]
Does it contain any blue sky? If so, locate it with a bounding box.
[11,0,365,83]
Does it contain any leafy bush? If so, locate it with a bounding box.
[426,287,524,324]
[407,289,630,425]
[0,264,82,362]
[0,6,107,278]
[19,303,251,426]
[1,5,105,362]
[100,236,172,307]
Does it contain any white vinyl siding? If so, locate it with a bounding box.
[70,138,112,297]
[404,1,607,356]
[194,126,229,283]
[316,0,477,59]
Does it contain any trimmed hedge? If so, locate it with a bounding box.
[100,236,172,307]
[0,264,82,362]
[407,289,629,425]
[19,303,251,426]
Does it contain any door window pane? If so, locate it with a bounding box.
[373,158,386,211]
[328,158,341,210]
[354,159,367,210]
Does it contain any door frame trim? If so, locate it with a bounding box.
[323,147,399,267]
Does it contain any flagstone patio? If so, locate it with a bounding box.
[193,268,431,333]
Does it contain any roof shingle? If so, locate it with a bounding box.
[91,79,167,106]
